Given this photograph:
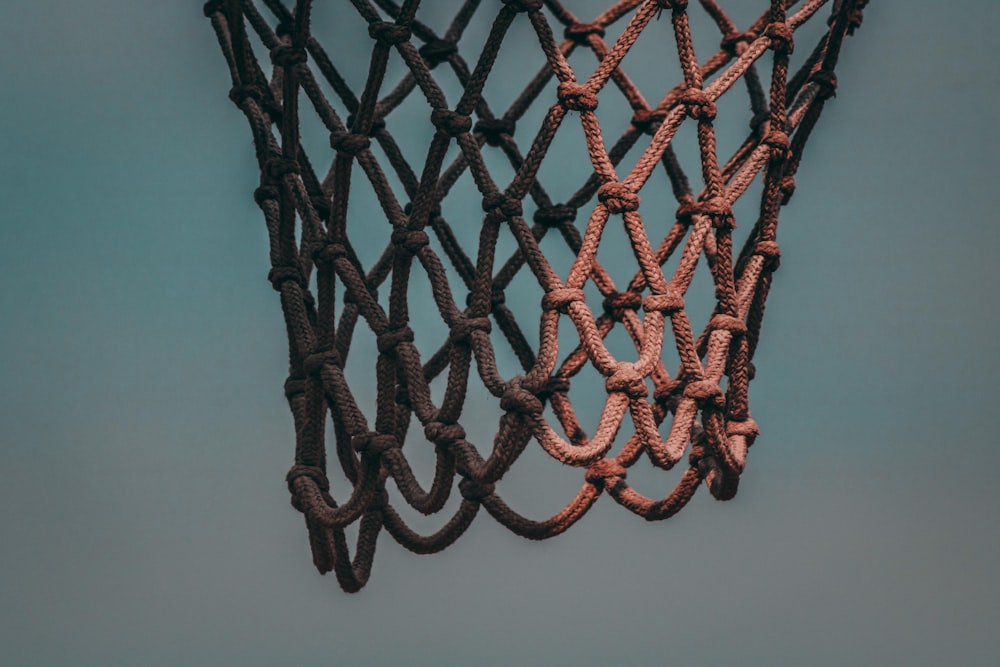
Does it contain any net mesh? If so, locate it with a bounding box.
[206,0,866,592]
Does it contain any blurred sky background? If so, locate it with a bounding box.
[2,1,998,665]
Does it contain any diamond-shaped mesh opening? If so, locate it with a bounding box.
[206,0,867,591]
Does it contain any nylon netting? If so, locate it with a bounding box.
[205,0,866,592]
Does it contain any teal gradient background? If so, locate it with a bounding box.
[1,2,998,665]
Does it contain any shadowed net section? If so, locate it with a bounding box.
[205,0,866,592]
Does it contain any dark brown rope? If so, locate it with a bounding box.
[206,0,867,592]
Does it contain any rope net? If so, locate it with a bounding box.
[206,0,866,592]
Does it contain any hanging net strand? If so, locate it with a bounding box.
[206,0,867,592]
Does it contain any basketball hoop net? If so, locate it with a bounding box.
[206,0,867,591]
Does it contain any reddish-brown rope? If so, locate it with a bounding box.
[206,0,866,592]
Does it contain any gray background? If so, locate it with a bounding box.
[2,1,998,665]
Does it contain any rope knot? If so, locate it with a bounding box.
[542,375,571,396]
[302,349,340,376]
[763,130,791,160]
[684,380,725,407]
[755,240,781,271]
[283,376,305,398]
[376,326,414,355]
[557,82,598,112]
[720,31,756,55]
[500,378,544,416]
[458,477,495,501]
[390,227,429,255]
[502,0,543,12]
[709,313,747,336]
[605,369,648,399]
[474,117,516,146]
[700,197,735,229]
[267,265,303,291]
[809,69,838,100]
[541,287,585,314]
[424,421,467,444]
[631,108,666,134]
[597,182,640,213]
[330,131,370,156]
[678,88,717,120]
[675,198,699,225]
[419,38,457,67]
[450,316,492,342]
[265,156,300,179]
[430,108,472,136]
[368,21,411,45]
[585,458,627,486]
[565,23,605,44]
[603,291,642,321]
[533,204,576,227]
[351,431,399,456]
[643,291,685,314]
[481,192,523,220]
[286,464,330,493]
[726,417,759,439]
[311,240,348,265]
[763,22,794,54]
[203,0,225,17]
[253,184,279,207]
[780,176,796,205]
[270,45,307,67]
[655,0,687,8]
[228,83,265,107]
